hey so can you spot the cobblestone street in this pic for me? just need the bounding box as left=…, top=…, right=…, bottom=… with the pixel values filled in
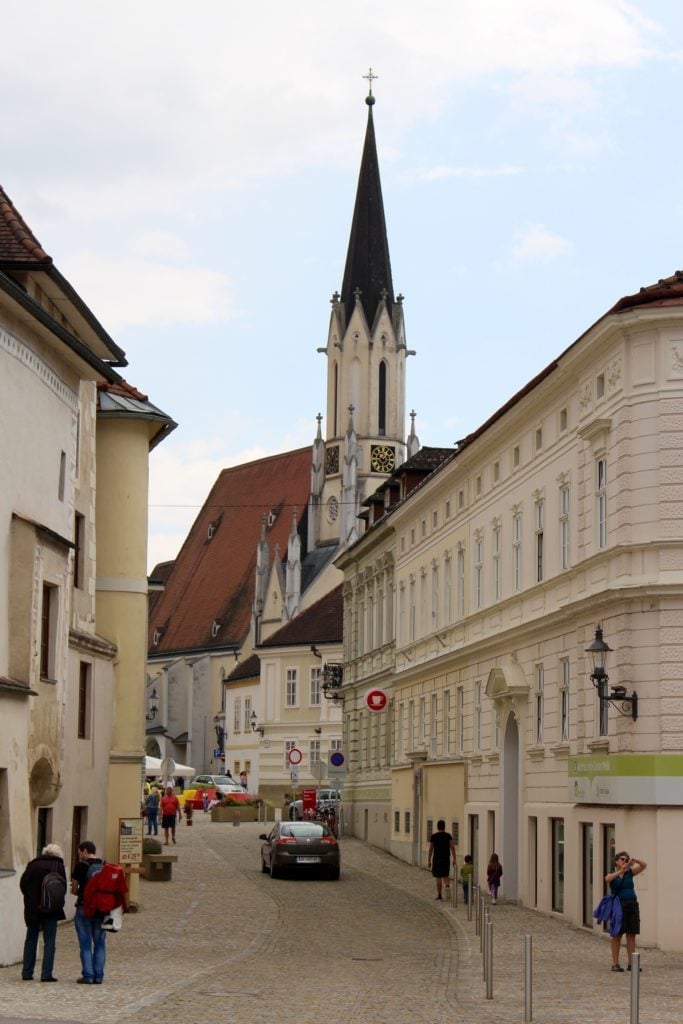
left=1, top=814, right=681, bottom=1024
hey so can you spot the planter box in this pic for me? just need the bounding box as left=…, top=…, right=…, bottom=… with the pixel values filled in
left=211, top=806, right=258, bottom=823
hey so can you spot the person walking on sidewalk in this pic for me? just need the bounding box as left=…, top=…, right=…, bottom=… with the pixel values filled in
left=605, top=851, right=647, bottom=972
left=19, top=843, right=67, bottom=982
left=160, top=786, right=180, bottom=845
left=460, top=854, right=473, bottom=905
left=428, top=820, right=456, bottom=901
left=71, top=841, right=105, bottom=985
left=487, top=853, right=503, bottom=904
left=145, top=787, right=160, bottom=835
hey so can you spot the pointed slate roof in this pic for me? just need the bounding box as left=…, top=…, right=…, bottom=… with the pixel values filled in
left=147, top=447, right=312, bottom=657
left=340, top=95, right=394, bottom=327
left=258, top=584, right=343, bottom=648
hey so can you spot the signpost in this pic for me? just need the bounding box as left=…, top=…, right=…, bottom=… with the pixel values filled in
left=118, top=817, right=143, bottom=866
left=364, top=688, right=388, bottom=712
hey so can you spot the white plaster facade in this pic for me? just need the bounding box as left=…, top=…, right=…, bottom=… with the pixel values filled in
left=337, top=291, right=683, bottom=952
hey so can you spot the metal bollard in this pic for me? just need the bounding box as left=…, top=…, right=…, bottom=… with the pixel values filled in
left=524, top=934, right=533, bottom=1022
left=474, top=885, right=481, bottom=935
left=630, top=952, right=640, bottom=1024
left=481, top=907, right=488, bottom=958
left=485, top=920, right=493, bottom=999
left=467, top=882, right=473, bottom=921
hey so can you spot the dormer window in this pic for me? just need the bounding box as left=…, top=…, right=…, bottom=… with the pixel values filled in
left=153, top=628, right=164, bottom=646
left=208, top=521, right=217, bottom=540
left=211, top=620, right=221, bottom=638
left=267, top=509, right=277, bottom=528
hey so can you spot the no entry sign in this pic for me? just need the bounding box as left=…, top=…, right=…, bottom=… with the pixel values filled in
left=288, top=747, right=303, bottom=766
left=365, top=687, right=388, bottom=712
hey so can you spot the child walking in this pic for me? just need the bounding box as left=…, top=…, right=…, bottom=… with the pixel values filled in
left=487, top=853, right=503, bottom=904
left=460, top=854, right=473, bottom=905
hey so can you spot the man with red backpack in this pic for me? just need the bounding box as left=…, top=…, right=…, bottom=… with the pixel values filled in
left=71, top=841, right=128, bottom=985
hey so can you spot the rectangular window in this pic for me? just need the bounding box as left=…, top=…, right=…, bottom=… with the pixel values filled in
left=243, top=696, right=252, bottom=732
left=430, top=693, right=438, bottom=757
left=551, top=818, right=565, bottom=913
left=456, top=686, right=464, bottom=755
left=310, top=667, right=321, bottom=706
left=535, top=427, right=543, bottom=451
left=474, top=681, right=482, bottom=750
left=445, top=500, right=451, bottom=519
left=535, top=664, right=544, bottom=744
left=474, top=536, right=483, bottom=609
left=559, top=658, right=570, bottom=742
left=419, top=696, right=426, bottom=747
left=419, top=573, right=426, bottom=637
left=559, top=407, right=568, bottom=432
left=426, top=817, right=434, bottom=840
left=513, top=445, right=520, bottom=468
left=513, top=512, right=522, bottom=592
left=40, top=583, right=58, bottom=680
left=74, top=512, right=85, bottom=590
left=377, top=588, right=384, bottom=648
left=493, top=523, right=501, bottom=601
left=409, top=579, right=416, bottom=642
left=284, top=740, right=296, bottom=771
left=443, top=689, right=451, bottom=754
left=58, top=450, right=66, bottom=502
left=286, top=668, right=298, bottom=707
left=398, top=585, right=405, bottom=646
left=394, top=810, right=400, bottom=833
left=443, top=556, right=452, bottom=624
left=385, top=701, right=393, bottom=764
left=456, top=547, right=465, bottom=619
left=234, top=698, right=241, bottom=733
left=475, top=474, right=482, bottom=496
left=458, top=489, right=465, bottom=510
left=309, top=739, right=321, bottom=766
left=597, top=457, right=607, bottom=549
left=397, top=703, right=404, bottom=761
left=535, top=500, right=544, bottom=583
left=404, top=810, right=411, bottom=835
left=432, top=510, right=438, bottom=530
left=431, top=565, right=439, bottom=631
left=37, top=808, right=52, bottom=856
left=493, top=460, right=500, bottom=484
left=77, top=662, right=91, bottom=739
left=559, top=483, right=570, bottom=570
left=596, top=372, right=605, bottom=399
left=408, top=700, right=415, bottom=752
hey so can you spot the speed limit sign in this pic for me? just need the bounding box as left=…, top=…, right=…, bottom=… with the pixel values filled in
left=288, top=747, right=303, bottom=766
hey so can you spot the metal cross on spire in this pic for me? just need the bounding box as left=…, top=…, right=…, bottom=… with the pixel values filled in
left=363, top=67, right=378, bottom=99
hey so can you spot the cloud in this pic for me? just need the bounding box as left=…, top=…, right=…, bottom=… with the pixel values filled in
left=416, top=164, right=523, bottom=183
left=61, top=252, right=235, bottom=330
left=511, top=224, right=571, bottom=265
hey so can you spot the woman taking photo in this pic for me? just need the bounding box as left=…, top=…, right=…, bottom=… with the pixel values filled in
left=604, top=851, right=647, bottom=972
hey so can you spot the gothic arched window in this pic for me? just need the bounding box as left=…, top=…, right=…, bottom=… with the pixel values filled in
left=378, top=360, right=387, bottom=436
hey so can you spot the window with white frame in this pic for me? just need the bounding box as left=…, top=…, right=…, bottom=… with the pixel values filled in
left=374, top=715, right=381, bottom=766
left=456, top=686, right=464, bottom=754
left=284, top=740, right=296, bottom=770
left=243, top=696, right=252, bottom=732
left=358, top=601, right=365, bottom=655
left=474, top=681, right=482, bottom=750
left=310, top=666, right=321, bottom=706
left=492, top=521, right=501, bottom=601
left=408, top=699, right=415, bottom=751
left=535, top=499, right=544, bottom=583
left=377, top=587, right=384, bottom=647
left=431, top=564, right=439, bottom=631
left=330, top=738, right=342, bottom=753
left=398, top=584, right=405, bottom=645
left=309, top=739, right=321, bottom=766
left=513, top=510, right=522, bottom=592
left=286, top=668, right=298, bottom=707
left=367, top=593, right=374, bottom=650
left=430, top=692, right=438, bottom=757
left=494, top=709, right=500, bottom=750
left=397, top=703, right=404, bottom=760
left=409, top=578, right=416, bottom=641
left=444, top=554, right=452, bottom=624
left=535, top=664, right=544, bottom=744
left=385, top=701, right=393, bottom=764
left=365, top=712, right=372, bottom=766
left=474, top=535, right=483, bottom=609
left=419, top=571, right=426, bottom=637
left=234, top=697, right=241, bottom=733
left=456, top=545, right=465, bottom=619
left=597, top=456, right=607, bottom=549
left=419, top=696, right=426, bottom=747
left=559, top=483, right=570, bottom=570
left=559, top=657, right=570, bottom=742
left=444, top=689, right=452, bottom=753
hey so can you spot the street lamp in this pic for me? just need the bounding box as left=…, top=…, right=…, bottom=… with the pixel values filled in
left=321, top=663, right=344, bottom=706
left=585, top=625, right=638, bottom=721
left=145, top=688, right=160, bottom=721
left=213, top=714, right=225, bottom=750
left=250, top=710, right=265, bottom=737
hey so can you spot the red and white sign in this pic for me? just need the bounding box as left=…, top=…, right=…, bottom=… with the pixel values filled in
left=302, top=788, right=317, bottom=815
left=288, top=747, right=303, bottom=766
left=365, top=687, right=389, bottom=712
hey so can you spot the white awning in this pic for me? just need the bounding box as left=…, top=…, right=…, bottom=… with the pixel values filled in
left=144, top=755, right=195, bottom=777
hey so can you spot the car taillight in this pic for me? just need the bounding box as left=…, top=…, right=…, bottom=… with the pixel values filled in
left=276, top=837, right=296, bottom=844
left=320, top=837, right=337, bottom=844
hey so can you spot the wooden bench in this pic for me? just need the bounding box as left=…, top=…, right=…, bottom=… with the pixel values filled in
left=142, top=853, right=178, bottom=882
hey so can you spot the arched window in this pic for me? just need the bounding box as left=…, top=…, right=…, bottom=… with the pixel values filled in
left=333, top=362, right=339, bottom=436
left=378, top=361, right=387, bottom=436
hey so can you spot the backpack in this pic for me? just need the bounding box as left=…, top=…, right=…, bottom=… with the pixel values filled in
left=83, top=861, right=128, bottom=919
left=39, top=870, right=67, bottom=913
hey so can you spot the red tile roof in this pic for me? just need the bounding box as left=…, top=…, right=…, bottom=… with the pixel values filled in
left=97, top=380, right=149, bottom=401
left=226, top=653, right=261, bottom=684
left=609, top=270, right=683, bottom=314
left=0, top=186, right=51, bottom=265
left=148, top=447, right=312, bottom=657
left=259, top=584, right=343, bottom=648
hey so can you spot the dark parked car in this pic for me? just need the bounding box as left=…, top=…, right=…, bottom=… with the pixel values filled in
left=260, top=821, right=340, bottom=879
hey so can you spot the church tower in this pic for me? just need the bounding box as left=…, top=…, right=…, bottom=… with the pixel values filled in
left=309, top=79, right=411, bottom=549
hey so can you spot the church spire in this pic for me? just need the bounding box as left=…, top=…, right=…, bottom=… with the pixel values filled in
left=340, top=75, right=394, bottom=328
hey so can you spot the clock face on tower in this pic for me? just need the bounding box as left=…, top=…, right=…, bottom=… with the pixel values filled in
left=370, top=444, right=395, bottom=473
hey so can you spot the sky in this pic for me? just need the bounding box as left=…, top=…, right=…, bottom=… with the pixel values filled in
left=3, top=1, right=683, bottom=570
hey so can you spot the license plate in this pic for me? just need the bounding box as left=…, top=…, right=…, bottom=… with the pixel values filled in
left=297, top=856, right=321, bottom=864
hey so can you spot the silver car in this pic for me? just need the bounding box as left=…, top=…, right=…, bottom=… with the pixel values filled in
left=260, top=821, right=341, bottom=879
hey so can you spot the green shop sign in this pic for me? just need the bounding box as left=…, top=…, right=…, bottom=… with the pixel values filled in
left=567, top=754, right=683, bottom=805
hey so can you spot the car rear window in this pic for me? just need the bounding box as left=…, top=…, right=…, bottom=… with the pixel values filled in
left=282, top=823, right=327, bottom=838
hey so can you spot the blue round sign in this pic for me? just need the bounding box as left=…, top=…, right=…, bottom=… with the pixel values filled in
left=330, top=751, right=345, bottom=767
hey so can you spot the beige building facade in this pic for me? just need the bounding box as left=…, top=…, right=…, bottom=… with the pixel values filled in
left=338, top=275, right=683, bottom=952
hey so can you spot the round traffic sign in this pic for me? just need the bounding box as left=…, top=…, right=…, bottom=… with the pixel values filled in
left=288, top=747, right=303, bottom=766
left=365, top=687, right=388, bottom=712
left=330, top=751, right=345, bottom=768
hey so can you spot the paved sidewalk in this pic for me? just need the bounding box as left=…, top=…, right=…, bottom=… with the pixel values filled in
left=0, top=815, right=680, bottom=1024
